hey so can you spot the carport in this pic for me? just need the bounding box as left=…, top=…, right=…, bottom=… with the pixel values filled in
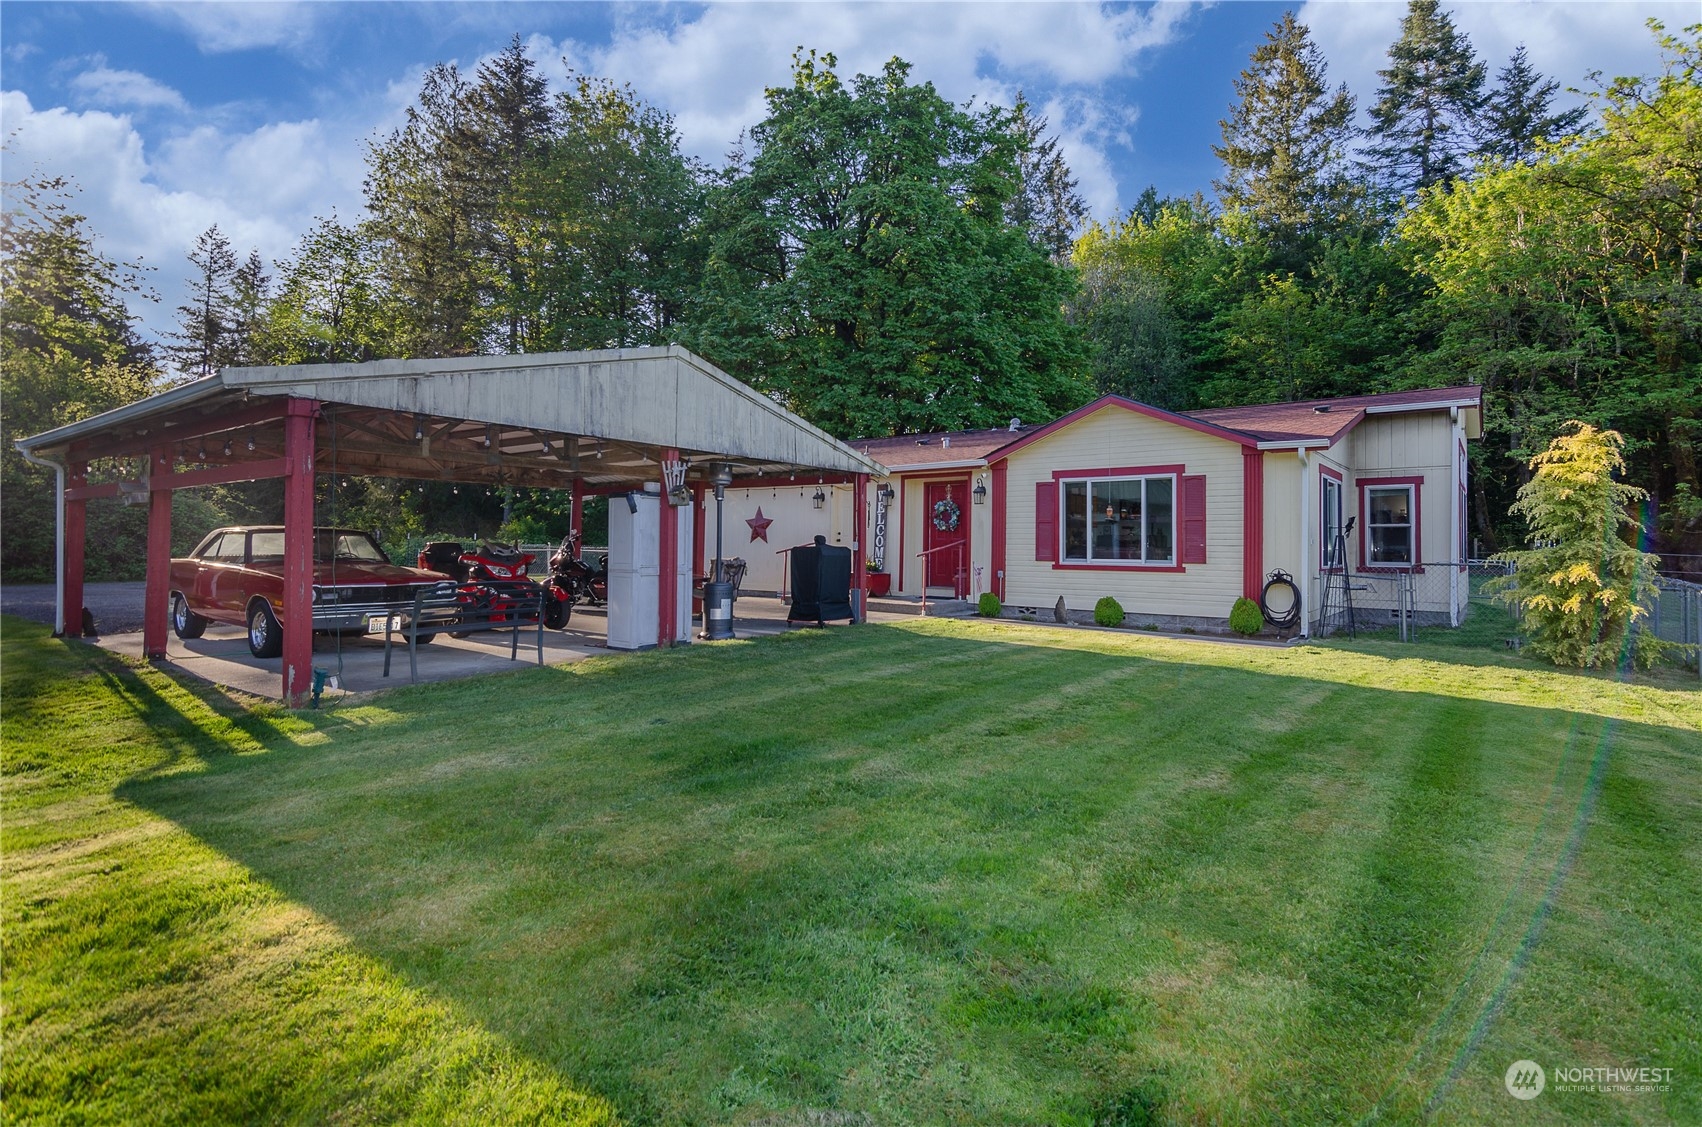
left=15, top=346, right=884, bottom=705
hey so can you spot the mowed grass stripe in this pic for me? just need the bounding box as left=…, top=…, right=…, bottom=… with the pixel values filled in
left=6, top=616, right=1700, bottom=1125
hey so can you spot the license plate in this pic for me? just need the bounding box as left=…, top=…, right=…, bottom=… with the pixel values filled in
left=366, top=615, right=401, bottom=634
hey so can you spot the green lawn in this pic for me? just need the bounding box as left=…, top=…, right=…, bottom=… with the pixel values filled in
left=4, top=616, right=1698, bottom=1125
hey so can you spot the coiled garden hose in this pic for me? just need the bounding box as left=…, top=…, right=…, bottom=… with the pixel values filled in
left=1261, top=569, right=1302, bottom=630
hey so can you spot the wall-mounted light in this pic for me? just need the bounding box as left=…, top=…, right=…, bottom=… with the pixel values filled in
left=222, top=440, right=232, bottom=457
left=246, top=432, right=256, bottom=452
left=878, top=484, right=895, bottom=501
left=973, top=477, right=988, bottom=505
left=812, top=487, right=827, bottom=509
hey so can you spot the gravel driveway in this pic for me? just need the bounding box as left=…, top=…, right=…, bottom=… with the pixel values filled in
left=2, top=582, right=147, bottom=635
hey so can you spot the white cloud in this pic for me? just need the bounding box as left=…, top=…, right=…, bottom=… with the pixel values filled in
left=0, top=90, right=368, bottom=343
left=1299, top=0, right=1691, bottom=127
left=70, top=57, right=188, bottom=111
left=538, top=2, right=1200, bottom=216
left=141, top=1, right=325, bottom=54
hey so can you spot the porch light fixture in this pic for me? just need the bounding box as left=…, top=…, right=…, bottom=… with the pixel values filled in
left=878, top=484, right=895, bottom=501
left=973, top=478, right=988, bottom=505
left=812, top=487, right=827, bottom=509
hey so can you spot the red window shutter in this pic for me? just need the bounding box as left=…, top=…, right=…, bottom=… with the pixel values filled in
left=1181, top=474, right=1207, bottom=564
left=1034, top=482, right=1057, bottom=562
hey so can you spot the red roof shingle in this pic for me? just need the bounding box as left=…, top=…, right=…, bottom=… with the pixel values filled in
left=1185, top=384, right=1481, bottom=444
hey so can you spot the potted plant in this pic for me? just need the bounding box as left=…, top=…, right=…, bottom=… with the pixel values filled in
left=865, top=561, right=892, bottom=597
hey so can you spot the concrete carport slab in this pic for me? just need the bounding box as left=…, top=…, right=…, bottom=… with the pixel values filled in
left=15, top=347, right=887, bottom=705
left=90, top=597, right=918, bottom=704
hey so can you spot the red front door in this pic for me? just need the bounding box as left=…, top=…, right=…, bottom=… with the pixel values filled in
left=923, top=480, right=969, bottom=593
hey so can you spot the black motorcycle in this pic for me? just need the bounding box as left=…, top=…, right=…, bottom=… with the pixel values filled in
left=542, top=531, right=608, bottom=629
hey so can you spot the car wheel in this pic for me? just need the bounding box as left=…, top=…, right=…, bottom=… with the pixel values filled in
left=247, top=601, right=284, bottom=659
left=171, top=593, right=208, bottom=639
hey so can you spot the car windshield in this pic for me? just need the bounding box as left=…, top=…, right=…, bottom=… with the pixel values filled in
left=314, top=531, right=388, bottom=562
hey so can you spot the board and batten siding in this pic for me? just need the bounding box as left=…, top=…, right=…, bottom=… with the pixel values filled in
left=1346, top=412, right=1458, bottom=615
left=999, top=405, right=1246, bottom=618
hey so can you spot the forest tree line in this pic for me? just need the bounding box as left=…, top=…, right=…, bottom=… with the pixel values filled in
left=3, top=3, right=1697, bottom=581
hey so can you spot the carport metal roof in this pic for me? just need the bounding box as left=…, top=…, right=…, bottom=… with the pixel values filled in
left=16, top=345, right=885, bottom=487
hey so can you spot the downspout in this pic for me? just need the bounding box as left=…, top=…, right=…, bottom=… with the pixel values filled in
left=17, top=446, right=67, bottom=636
left=1450, top=406, right=1463, bottom=626
left=1297, top=447, right=1310, bottom=639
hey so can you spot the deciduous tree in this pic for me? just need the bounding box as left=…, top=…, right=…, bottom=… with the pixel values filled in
left=685, top=52, right=1088, bottom=437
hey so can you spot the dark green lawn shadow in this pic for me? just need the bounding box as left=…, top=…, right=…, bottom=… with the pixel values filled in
left=1, top=618, right=313, bottom=781
left=111, top=623, right=1702, bottom=1124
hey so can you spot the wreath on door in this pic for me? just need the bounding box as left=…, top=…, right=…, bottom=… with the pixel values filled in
left=931, top=497, right=961, bottom=532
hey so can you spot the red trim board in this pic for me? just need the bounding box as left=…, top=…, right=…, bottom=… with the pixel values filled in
left=1357, top=474, right=1424, bottom=571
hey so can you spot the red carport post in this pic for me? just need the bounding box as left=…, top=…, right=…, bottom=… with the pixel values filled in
left=853, top=473, right=868, bottom=623
left=570, top=488, right=584, bottom=557
left=143, top=445, right=172, bottom=658
left=63, top=462, right=88, bottom=637
left=657, top=447, right=679, bottom=648
left=281, top=398, right=317, bottom=706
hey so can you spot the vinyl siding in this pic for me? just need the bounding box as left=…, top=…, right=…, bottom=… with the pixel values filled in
left=999, top=406, right=1245, bottom=618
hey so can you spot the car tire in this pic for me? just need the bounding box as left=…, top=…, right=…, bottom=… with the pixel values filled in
left=247, top=600, right=284, bottom=659
left=171, top=593, right=208, bottom=639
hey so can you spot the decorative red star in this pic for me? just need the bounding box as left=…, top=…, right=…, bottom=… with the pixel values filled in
left=746, top=507, right=773, bottom=542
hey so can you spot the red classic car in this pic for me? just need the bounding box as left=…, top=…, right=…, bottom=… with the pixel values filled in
left=169, top=526, right=452, bottom=658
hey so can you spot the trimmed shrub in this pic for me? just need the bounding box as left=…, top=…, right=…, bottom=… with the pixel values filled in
left=1093, top=596, right=1124, bottom=627
left=977, top=592, right=1002, bottom=617
left=1230, top=596, right=1263, bottom=635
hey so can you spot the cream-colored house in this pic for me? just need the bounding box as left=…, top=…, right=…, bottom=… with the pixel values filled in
left=851, top=385, right=1484, bottom=635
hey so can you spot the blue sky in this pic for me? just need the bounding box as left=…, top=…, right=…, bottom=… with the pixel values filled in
left=1, top=1, right=1687, bottom=347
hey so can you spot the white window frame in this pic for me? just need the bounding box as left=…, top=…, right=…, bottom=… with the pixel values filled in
left=1060, top=474, right=1177, bottom=566
left=1365, top=484, right=1416, bottom=566
left=1321, top=476, right=1344, bottom=568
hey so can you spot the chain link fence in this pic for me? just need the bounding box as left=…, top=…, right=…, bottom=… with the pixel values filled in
left=1316, top=558, right=1701, bottom=677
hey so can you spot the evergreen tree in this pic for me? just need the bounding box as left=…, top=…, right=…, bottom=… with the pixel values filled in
left=364, top=62, right=487, bottom=357
left=1212, top=12, right=1357, bottom=252
left=1476, top=45, right=1589, bottom=164
left=466, top=35, right=556, bottom=351
left=1364, top=0, right=1487, bottom=196
left=1, top=171, right=160, bottom=582
left=227, top=250, right=270, bottom=366
left=165, top=225, right=239, bottom=379
left=503, top=74, right=704, bottom=350
left=1004, top=95, right=1088, bottom=261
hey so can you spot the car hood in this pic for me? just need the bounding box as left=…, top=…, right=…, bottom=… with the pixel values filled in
left=301, top=561, right=448, bottom=586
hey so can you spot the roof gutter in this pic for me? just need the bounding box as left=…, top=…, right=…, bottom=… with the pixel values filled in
left=1362, top=397, right=1481, bottom=415
left=13, top=373, right=231, bottom=455
left=879, top=458, right=989, bottom=473
left=16, top=446, right=66, bottom=636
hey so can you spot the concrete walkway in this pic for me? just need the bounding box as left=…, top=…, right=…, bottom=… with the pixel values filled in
left=65, top=596, right=910, bottom=704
